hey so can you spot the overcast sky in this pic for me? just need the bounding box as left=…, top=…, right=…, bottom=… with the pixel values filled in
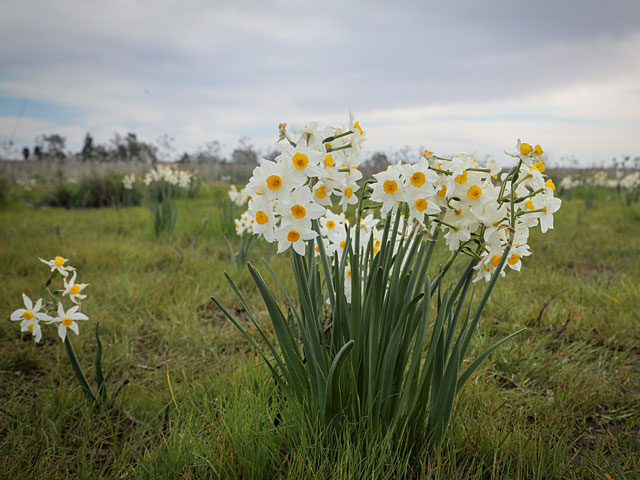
left=1, top=0, right=639, bottom=165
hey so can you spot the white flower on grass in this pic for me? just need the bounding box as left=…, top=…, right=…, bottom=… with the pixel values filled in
left=11, top=294, right=51, bottom=343
left=11, top=294, right=51, bottom=324
left=62, top=272, right=89, bottom=304
left=39, top=256, right=76, bottom=277
left=52, top=303, right=89, bottom=342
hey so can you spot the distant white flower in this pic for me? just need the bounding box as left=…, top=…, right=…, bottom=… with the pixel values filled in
left=40, top=256, right=76, bottom=277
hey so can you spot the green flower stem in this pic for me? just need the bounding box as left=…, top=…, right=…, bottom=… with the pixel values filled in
left=64, top=336, right=98, bottom=404
left=326, top=144, right=352, bottom=153
left=322, top=130, right=353, bottom=143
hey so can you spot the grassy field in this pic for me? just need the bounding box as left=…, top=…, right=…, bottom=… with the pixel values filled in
left=1, top=183, right=639, bottom=479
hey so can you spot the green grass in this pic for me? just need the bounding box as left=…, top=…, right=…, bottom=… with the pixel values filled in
left=1, top=185, right=639, bottom=479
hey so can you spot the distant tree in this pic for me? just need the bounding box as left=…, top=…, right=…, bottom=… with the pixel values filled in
left=194, top=140, right=224, bottom=164
left=156, top=134, right=176, bottom=163
left=40, top=134, right=66, bottom=159
left=178, top=152, right=191, bottom=164
left=365, top=151, right=389, bottom=170
left=263, top=148, right=279, bottom=162
left=34, top=145, right=43, bottom=161
left=22, top=147, right=29, bottom=162
left=231, top=136, right=258, bottom=166
left=81, top=133, right=94, bottom=161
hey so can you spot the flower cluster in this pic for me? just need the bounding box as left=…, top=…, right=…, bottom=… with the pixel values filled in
left=242, top=112, right=365, bottom=255
left=10, top=257, right=90, bottom=343
left=122, top=173, right=136, bottom=190
left=234, top=211, right=255, bottom=235
left=238, top=114, right=561, bottom=286
left=228, top=185, right=249, bottom=206
left=370, top=139, right=561, bottom=282
left=142, top=164, right=195, bottom=188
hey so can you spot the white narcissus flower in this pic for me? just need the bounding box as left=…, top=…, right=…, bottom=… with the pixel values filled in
left=11, top=294, right=51, bottom=343
left=275, top=186, right=326, bottom=228
left=52, top=303, right=89, bottom=342
left=536, top=189, right=562, bottom=233
left=39, top=256, right=76, bottom=277
left=371, top=167, right=404, bottom=213
left=62, top=271, right=89, bottom=304
left=11, top=293, right=52, bottom=324
left=21, top=318, right=43, bottom=343
left=276, top=223, right=317, bottom=256
left=248, top=197, right=278, bottom=243
left=279, top=143, right=323, bottom=184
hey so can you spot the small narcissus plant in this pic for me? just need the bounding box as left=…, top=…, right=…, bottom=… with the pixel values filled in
left=9, top=257, right=107, bottom=406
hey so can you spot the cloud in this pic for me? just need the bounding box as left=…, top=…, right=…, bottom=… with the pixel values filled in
left=1, top=0, right=639, bottom=163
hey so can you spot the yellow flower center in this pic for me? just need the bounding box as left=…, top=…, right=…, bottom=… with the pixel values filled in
left=256, top=211, right=269, bottom=225
left=345, top=187, right=354, bottom=198
left=340, top=240, right=346, bottom=249
left=315, top=185, right=327, bottom=199
left=54, top=256, right=65, bottom=267
left=70, top=285, right=81, bottom=295
left=545, top=179, right=555, bottom=190
left=415, top=198, right=428, bottom=212
left=535, top=161, right=545, bottom=173
left=454, top=171, right=468, bottom=184
left=454, top=209, right=462, bottom=217
left=27, top=323, right=34, bottom=332
left=410, top=171, right=426, bottom=188
left=291, top=204, right=307, bottom=219
left=324, top=154, right=334, bottom=168
left=292, top=152, right=309, bottom=170
left=508, top=254, right=520, bottom=265
left=383, top=180, right=398, bottom=194
left=520, top=142, right=533, bottom=155
left=353, top=121, right=363, bottom=135
left=24, top=311, right=34, bottom=321
left=347, top=269, right=351, bottom=278
left=326, top=220, right=336, bottom=230
left=467, top=185, right=482, bottom=200
left=266, top=175, right=282, bottom=191
left=437, top=185, right=447, bottom=198
left=526, top=199, right=535, bottom=210
left=62, top=317, right=73, bottom=327
left=423, top=149, right=433, bottom=156
left=491, top=255, right=502, bottom=268
left=534, top=144, right=543, bottom=156
left=287, top=230, right=300, bottom=242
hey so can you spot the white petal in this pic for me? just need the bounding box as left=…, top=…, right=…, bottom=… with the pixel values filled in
left=71, top=312, right=89, bottom=321
left=68, top=305, right=79, bottom=315
left=69, top=322, right=79, bottom=336
left=58, top=324, right=67, bottom=342
left=36, top=312, right=53, bottom=322
left=22, top=293, right=33, bottom=311
left=57, top=302, right=65, bottom=317
left=11, top=309, right=26, bottom=321
left=33, top=298, right=43, bottom=312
